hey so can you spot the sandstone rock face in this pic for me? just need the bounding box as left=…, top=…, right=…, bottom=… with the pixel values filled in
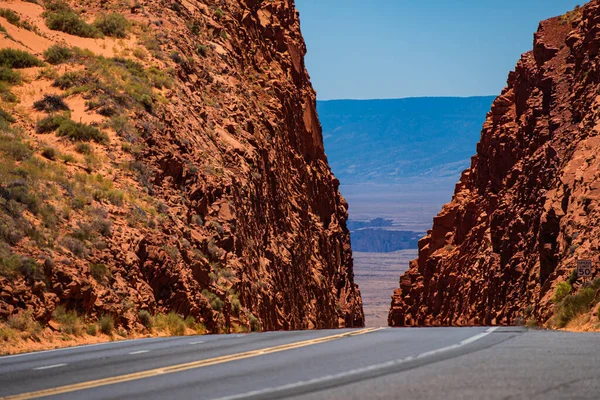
left=389, top=3, right=599, bottom=327
left=0, top=0, right=363, bottom=333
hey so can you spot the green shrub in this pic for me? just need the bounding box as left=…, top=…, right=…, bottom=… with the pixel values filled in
left=56, top=120, right=108, bottom=144
left=75, top=142, right=91, bottom=155
left=249, top=313, right=261, bottom=332
left=202, top=289, right=224, bottom=312
left=59, top=153, right=76, bottom=163
left=0, top=49, right=43, bottom=68
left=41, top=147, right=57, bottom=160
left=138, top=310, right=152, bottom=329
left=0, top=9, right=21, bottom=26
left=43, top=0, right=71, bottom=12
left=33, top=94, right=69, bottom=112
left=230, top=293, right=241, bottom=315
left=36, top=114, right=69, bottom=133
left=0, top=85, right=17, bottom=103
left=45, top=9, right=101, bottom=38
left=99, top=314, right=114, bottom=334
left=568, top=269, right=578, bottom=285
left=43, top=44, right=73, bottom=65
left=60, top=236, right=87, bottom=257
left=53, top=71, right=91, bottom=90
left=53, top=306, right=83, bottom=335
left=106, top=189, right=124, bottom=206
left=196, top=44, right=207, bottom=57
left=0, top=107, right=15, bottom=123
left=90, top=263, right=110, bottom=282
left=87, top=324, right=97, bottom=336
left=0, top=67, right=21, bottom=84
left=18, top=257, right=44, bottom=280
left=155, top=312, right=185, bottom=336
left=1, top=184, right=40, bottom=213
left=7, top=311, right=41, bottom=337
left=0, top=250, right=22, bottom=278
left=552, top=282, right=572, bottom=304
left=93, top=13, right=129, bottom=38
left=553, top=288, right=597, bottom=328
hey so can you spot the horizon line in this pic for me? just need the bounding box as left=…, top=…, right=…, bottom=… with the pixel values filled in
left=317, top=95, right=498, bottom=102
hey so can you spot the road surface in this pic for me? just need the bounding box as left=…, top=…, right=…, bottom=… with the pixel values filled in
left=1, top=326, right=599, bottom=399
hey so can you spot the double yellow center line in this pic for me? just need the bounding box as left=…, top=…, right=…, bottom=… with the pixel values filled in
left=3, top=327, right=383, bottom=400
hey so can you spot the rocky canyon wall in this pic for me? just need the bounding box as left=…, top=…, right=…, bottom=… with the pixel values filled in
left=0, top=0, right=363, bottom=336
left=389, top=2, right=600, bottom=327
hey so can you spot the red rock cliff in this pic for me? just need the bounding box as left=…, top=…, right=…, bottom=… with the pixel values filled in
left=0, top=0, right=363, bottom=336
left=389, top=3, right=600, bottom=326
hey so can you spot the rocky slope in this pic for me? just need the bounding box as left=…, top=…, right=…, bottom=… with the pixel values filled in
left=0, top=0, right=363, bottom=347
left=389, top=3, right=600, bottom=327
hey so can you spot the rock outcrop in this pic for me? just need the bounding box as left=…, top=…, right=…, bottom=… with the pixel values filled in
left=389, top=3, right=600, bottom=326
left=0, top=0, right=363, bottom=337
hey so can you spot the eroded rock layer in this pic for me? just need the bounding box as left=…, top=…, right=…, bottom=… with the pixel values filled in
left=389, top=3, right=600, bottom=326
left=0, top=0, right=363, bottom=335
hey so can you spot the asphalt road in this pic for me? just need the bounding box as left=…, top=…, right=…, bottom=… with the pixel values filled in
left=0, top=326, right=599, bottom=399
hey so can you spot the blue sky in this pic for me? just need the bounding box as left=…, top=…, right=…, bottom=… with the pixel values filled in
left=295, top=0, right=582, bottom=100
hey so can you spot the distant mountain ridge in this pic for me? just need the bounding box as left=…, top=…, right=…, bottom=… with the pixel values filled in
left=318, top=96, right=496, bottom=184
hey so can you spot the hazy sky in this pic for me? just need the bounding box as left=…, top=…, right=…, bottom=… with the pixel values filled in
left=295, top=0, right=582, bottom=100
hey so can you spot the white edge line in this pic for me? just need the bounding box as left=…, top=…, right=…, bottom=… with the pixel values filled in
left=0, top=337, right=178, bottom=360
left=212, top=327, right=500, bottom=400
left=33, top=363, right=67, bottom=371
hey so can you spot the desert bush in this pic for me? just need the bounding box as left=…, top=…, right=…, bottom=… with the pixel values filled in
left=568, top=269, right=579, bottom=285
left=0, top=9, right=20, bottom=26
left=138, top=310, right=152, bottom=329
left=99, top=314, right=114, bottom=334
left=248, top=313, right=261, bottom=332
left=230, top=293, right=241, bottom=315
left=90, top=263, right=110, bottom=282
left=155, top=312, right=185, bottom=336
left=91, top=218, right=112, bottom=237
left=56, top=120, right=108, bottom=144
left=7, top=311, right=41, bottom=339
left=106, top=189, right=124, bottom=206
left=53, top=71, right=92, bottom=90
left=86, top=324, right=97, bottom=336
left=18, top=256, right=44, bottom=280
left=33, top=94, right=69, bottom=112
left=43, top=44, right=73, bottom=65
left=202, top=289, right=224, bottom=312
left=36, top=114, right=69, bottom=133
left=1, top=184, right=40, bottom=213
left=0, top=247, right=19, bottom=278
left=44, top=8, right=101, bottom=38
left=41, top=147, right=57, bottom=160
left=60, top=236, right=87, bottom=257
left=60, top=153, right=76, bottom=164
left=553, top=281, right=572, bottom=304
left=0, top=49, right=43, bottom=68
left=132, top=47, right=146, bottom=60
left=196, top=44, right=208, bottom=57
left=93, top=13, right=129, bottom=38
left=146, top=67, right=172, bottom=89
left=553, top=287, right=597, bottom=328
left=0, top=67, right=21, bottom=84
left=37, top=67, right=58, bottom=80
left=75, top=142, right=91, bottom=155
left=53, top=305, right=83, bottom=335
left=0, top=107, right=15, bottom=123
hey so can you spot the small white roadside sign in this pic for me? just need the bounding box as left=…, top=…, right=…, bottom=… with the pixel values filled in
left=577, top=259, right=593, bottom=278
